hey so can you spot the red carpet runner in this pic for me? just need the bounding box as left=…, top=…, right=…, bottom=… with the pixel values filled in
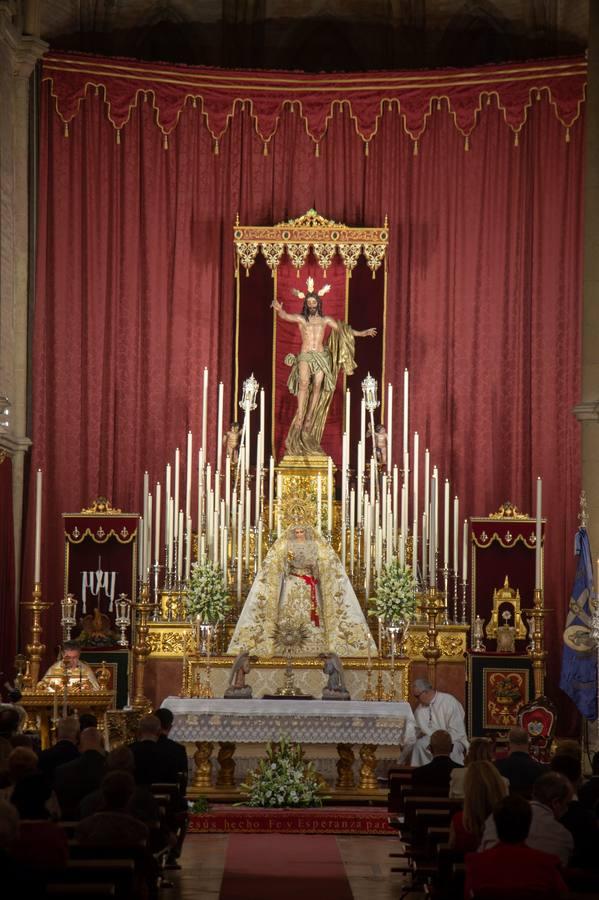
left=219, top=834, right=353, bottom=900
left=189, top=804, right=393, bottom=834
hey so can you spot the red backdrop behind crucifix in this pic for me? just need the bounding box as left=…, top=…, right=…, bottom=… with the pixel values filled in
left=236, top=249, right=385, bottom=466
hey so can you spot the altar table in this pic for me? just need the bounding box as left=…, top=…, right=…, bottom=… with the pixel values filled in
left=162, top=697, right=416, bottom=792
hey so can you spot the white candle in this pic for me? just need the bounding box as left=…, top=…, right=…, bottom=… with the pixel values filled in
left=268, top=457, right=274, bottom=533
left=146, top=493, right=152, bottom=579
left=246, top=404, right=251, bottom=475
left=364, top=497, right=371, bottom=599
left=462, top=518, right=468, bottom=581
left=214, top=469, right=221, bottom=523
left=535, top=476, right=542, bottom=590
left=225, top=454, right=231, bottom=527
left=413, top=432, right=419, bottom=546
left=400, top=484, right=406, bottom=566
left=216, top=382, right=224, bottom=467
left=167, top=498, right=174, bottom=570
left=259, top=389, right=265, bottom=465
left=236, top=494, right=243, bottom=601
left=317, top=473, right=322, bottom=534
left=360, top=399, right=366, bottom=460
left=185, top=431, right=193, bottom=523
left=433, top=467, right=439, bottom=564
left=177, top=510, right=184, bottom=579
left=453, top=496, right=459, bottom=573
left=350, top=488, right=355, bottom=575
left=154, top=482, right=161, bottom=563
left=231, top=489, right=237, bottom=558
left=402, top=368, right=409, bottom=454
left=424, top=449, right=430, bottom=543
left=257, top=518, right=263, bottom=570
left=277, top=472, right=282, bottom=538
left=369, top=456, right=376, bottom=507
left=34, top=468, right=42, bottom=583
left=327, top=457, right=333, bottom=534
left=255, top=431, right=262, bottom=525
left=205, top=463, right=212, bottom=546
left=165, top=463, right=171, bottom=545
left=387, top=382, right=393, bottom=471
left=138, top=515, right=144, bottom=578
left=197, top=448, right=204, bottom=541
left=357, top=440, right=363, bottom=507
left=222, top=524, right=228, bottom=577
left=142, top=472, right=149, bottom=567
left=444, top=478, right=450, bottom=568
left=212, top=502, right=219, bottom=566
left=393, top=464, right=399, bottom=547
left=174, top=448, right=180, bottom=542
left=245, top=487, right=251, bottom=569
left=422, top=511, right=427, bottom=580
left=345, top=388, right=351, bottom=450
left=201, top=367, right=208, bottom=455
left=185, top=515, right=192, bottom=580
left=429, top=473, right=437, bottom=584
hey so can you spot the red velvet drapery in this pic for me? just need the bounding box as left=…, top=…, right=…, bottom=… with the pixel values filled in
left=29, top=53, right=583, bottom=724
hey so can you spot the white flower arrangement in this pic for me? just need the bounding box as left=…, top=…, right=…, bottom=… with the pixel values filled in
left=186, top=561, right=230, bottom=624
left=239, top=736, right=325, bottom=808
left=371, top=559, right=418, bottom=625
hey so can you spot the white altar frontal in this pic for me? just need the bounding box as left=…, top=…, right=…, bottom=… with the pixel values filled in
left=162, top=697, right=416, bottom=796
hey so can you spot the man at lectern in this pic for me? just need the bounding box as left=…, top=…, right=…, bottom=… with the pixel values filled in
left=39, top=641, right=100, bottom=691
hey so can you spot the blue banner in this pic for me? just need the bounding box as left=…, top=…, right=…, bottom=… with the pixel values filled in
left=559, top=527, right=597, bottom=721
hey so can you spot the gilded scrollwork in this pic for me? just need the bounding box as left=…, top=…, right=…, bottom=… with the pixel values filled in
left=236, top=241, right=260, bottom=273
left=286, top=242, right=310, bottom=271
left=261, top=241, right=285, bottom=272
left=363, top=242, right=386, bottom=274
left=337, top=242, right=362, bottom=271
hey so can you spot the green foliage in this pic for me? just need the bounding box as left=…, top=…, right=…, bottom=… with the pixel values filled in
left=239, top=736, right=325, bottom=808
left=190, top=796, right=210, bottom=814
left=371, top=559, right=417, bottom=625
left=186, top=561, right=230, bottom=624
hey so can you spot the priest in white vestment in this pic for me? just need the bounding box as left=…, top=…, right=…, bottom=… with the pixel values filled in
left=400, top=677, right=469, bottom=766
left=227, top=524, right=376, bottom=658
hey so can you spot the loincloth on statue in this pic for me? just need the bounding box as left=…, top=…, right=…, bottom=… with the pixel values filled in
left=284, top=349, right=336, bottom=395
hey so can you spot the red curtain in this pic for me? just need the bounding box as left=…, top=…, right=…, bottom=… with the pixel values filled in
left=29, top=59, right=583, bottom=726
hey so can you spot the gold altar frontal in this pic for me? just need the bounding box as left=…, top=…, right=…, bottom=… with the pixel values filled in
left=20, top=688, right=114, bottom=749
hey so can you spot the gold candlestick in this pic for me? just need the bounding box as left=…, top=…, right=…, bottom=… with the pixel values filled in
left=132, top=582, right=153, bottom=709
left=419, top=588, right=443, bottom=686
left=21, top=582, right=51, bottom=687
left=524, top=588, right=548, bottom=697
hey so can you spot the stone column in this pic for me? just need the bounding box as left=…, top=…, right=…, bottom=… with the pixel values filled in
left=0, top=1, right=47, bottom=641
left=575, top=6, right=599, bottom=543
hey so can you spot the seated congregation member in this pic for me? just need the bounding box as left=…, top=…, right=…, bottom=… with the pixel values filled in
left=78, top=712, right=98, bottom=734
left=53, top=726, right=106, bottom=819
left=0, top=707, right=20, bottom=744
left=449, top=736, right=507, bottom=799
left=449, top=760, right=508, bottom=853
left=400, top=679, right=469, bottom=766
left=481, top=771, right=574, bottom=866
left=465, top=794, right=567, bottom=899
left=411, top=730, right=462, bottom=791
left=550, top=753, right=598, bottom=868
left=76, top=770, right=149, bottom=847
left=0, top=799, right=20, bottom=890
left=579, top=751, right=599, bottom=813
left=3, top=747, right=60, bottom=817
left=80, top=746, right=160, bottom=824
left=153, top=707, right=188, bottom=791
left=10, top=773, right=69, bottom=869
left=130, top=714, right=184, bottom=786
left=38, top=716, right=79, bottom=781
left=494, top=725, right=547, bottom=795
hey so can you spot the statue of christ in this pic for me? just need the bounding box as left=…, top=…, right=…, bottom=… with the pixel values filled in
left=272, top=277, right=376, bottom=456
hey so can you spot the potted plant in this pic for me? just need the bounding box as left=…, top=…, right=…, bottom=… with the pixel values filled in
left=239, top=736, right=325, bottom=808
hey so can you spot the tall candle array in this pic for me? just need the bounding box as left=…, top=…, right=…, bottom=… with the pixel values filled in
left=137, top=367, right=470, bottom=624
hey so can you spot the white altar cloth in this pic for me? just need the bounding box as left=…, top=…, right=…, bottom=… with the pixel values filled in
left=162, top=697, right=417, bottom=747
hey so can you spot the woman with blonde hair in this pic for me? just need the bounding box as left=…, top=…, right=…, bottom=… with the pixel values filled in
left=449, top=760, right=508, bottom=853
left=449, top=736, right=494, bottom=798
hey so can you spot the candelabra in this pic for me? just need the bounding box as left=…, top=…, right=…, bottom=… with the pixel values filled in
left=21, top=582, right=51, bottom=687
left=460, top=577, right=468, bottom=624
left=472, top=615, right=486, bottom=652
left=60, top=593, right=78, bottom=641
left=115, top=593, right=131, bottom=647
left=524, top=588, right=548, bottom=698
left=194, top=621, right=216, bottom=698
left=419, top=588, right=444, bottom=685
left=132, top=581, right=153, bottom=708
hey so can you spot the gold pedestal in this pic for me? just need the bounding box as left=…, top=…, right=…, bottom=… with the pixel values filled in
left=216, top=742, right=236, bottom=787
left=336, top=743, right=356, bottom=789
left=358, top=743, right=378, bottom=790
left=193, top=741, right=214, bottom=790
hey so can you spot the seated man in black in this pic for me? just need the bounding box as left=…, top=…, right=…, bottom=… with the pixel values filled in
left=153, top=708, right=188, bottom=793
left=411, top=729, right=462, bottom=792
left=495, top=726, right=547, bottom=796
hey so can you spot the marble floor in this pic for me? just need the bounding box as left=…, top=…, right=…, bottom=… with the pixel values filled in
left=169, top=833, right=419, bottom=899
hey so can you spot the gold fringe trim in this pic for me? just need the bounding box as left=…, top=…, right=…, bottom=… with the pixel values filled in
left=163, top=133, right=168, bottom=149
left=513, top=131, right=519, bottom=147
left=214, top=139, right=219, bottom=155
left=116, top=129, right=120, bottom=144
left=464, top=134, right=469, bottom=151
left=413, top=139, right=418, bottom=156
left=64, top=122, right=69, bottom=137
left=566, top=127, right=571, bottom=142
left=364, top=141, right=369, bottom=157
left=315, top=142, right=320, bottom=157
left=263, top=142, right=268, bottom=156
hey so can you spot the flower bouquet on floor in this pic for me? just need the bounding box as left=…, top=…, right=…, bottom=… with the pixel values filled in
left=239, top=736, right=326, bottom=808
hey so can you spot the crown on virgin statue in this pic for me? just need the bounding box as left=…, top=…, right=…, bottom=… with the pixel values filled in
left=291, top=276, right=331, bottom=301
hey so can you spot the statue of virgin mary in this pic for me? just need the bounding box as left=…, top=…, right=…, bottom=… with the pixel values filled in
left=227, top=524, right=376, bottom=658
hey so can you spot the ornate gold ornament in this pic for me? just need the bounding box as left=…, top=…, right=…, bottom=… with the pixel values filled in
left=486, top=576, right=527, bottom=639
left=234, top=208, right=388, bottom=277
left=488, top=501, right=529, bottom=520
left=80, top=497, right=122, bottom=514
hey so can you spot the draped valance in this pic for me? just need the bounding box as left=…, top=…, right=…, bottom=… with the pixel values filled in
left=42, top=52, right=586, bottom=153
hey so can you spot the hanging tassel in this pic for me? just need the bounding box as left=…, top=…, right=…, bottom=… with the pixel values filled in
left=437, top=98, right=441, bottom=110
left=163, top=133, right=168, bottom=150
left=536, top=90, right=541, bottom=101
left=64, top=122, right=69, bottom=138
left=143, top=93, right=147, bottom=103
left=214, top=139, right=219, bottom=155
left=95, top=85, right=99, bottom=96
left=565, top=127, right=571, bottom=143
left=364, top=141, right=369, bottom=157
left=464, top=134, right=470, bottom=152
left=513, top=132, right=519, bottom=147
left=413, top=139, right=418, bottom=157
left=263, top=142, right=268, bottom=156
left=116, top=129, right=121, bottom=145
left=192, top=97, right=197, bottom=108
left=486, top=95, right=491, bottom=106
left=315, top=142, right=320, bottom=158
